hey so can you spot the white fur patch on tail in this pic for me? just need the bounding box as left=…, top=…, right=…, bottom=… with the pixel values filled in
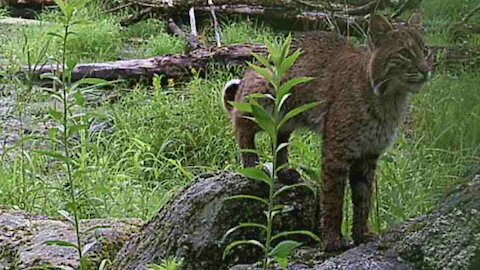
left=222, top=79, right=241, bottom=112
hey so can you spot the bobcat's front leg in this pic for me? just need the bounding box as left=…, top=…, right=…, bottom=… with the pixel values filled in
left=234, top=117, right=259, bottom=168
left=321, top=150, right=349, bottom=252
left=349, top=156, right=378, bottom=245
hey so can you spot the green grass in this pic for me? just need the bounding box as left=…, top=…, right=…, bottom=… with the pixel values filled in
left=0, top=0, right=479, bottom=231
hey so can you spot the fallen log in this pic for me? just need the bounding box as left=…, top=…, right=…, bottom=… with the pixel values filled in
left=20, top=44, right=266, bottom=82
left=14, top=43, right=479, bottom=84
left=1, top=0, right=54, bottom=18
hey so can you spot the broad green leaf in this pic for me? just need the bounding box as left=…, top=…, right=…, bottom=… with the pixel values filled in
left=265, top=209, right=283, bottom=221
left=280, top=34, right=292, bottom=63
left=247, top=63, right=274, bottom=86
left=268, top=240, right=302, bottom=259
left=223, top=240, right=265, bottom=259
left=278, top=102, right=320, bottom=129
left=72, top=91, right=85, bottom=107
left=224, top=195, right=268, bottom=207
left=273, top=183, right=315, bottom=199
left=222, top=222, right=267, bottom=242
left=248, top=93, right=275, bottom=101
left=66, top=58, right=77, bottom=72
left=44, top=240, right=78, bottom=249
left=48, top=109, right=63, bottom=121
left=229, top=101, right=252, bottom=113
left=279, top=50, right=302, bottom=77
left=277, top=93, right=291, bottom=111
left=272, top=230, right=321, bottom=242
left=278, top=77, right=314, bottom=100
left=239, top=167, right=272, bottom=186
left=80, top=257, right=89, bottom=270
left=64, top=5, right=75, bottom=21
left=53, top=0, right=67, bottom=17
left=275, top=257, right=289, bottom=270
left=67, top=124, right=87, bottom=137
left=251, top=103, right=275, bottom=139
left=264, top=38, right=279, bottom=65
left=251, top=52, right=271, bottom=68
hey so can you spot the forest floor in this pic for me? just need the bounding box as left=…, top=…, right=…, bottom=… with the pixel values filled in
left=0, top=0, right=479, bottom=239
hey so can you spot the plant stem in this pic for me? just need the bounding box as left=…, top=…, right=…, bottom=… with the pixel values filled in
left=61, top=22, right=83, bottom=261
left=263, top=78, right=281, bottom=270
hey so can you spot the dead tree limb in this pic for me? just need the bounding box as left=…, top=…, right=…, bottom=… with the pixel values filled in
left=20, top=44, right=266, bottom=82
left=121, top=0, right=400, bottom=33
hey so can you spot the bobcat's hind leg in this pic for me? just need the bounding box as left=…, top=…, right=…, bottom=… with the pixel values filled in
left=349, top=157, right=378, bottom=245
left=234, top=116, right=259, bottom=168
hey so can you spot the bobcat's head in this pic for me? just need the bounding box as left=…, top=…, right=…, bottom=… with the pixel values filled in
left=367, top=12, right=431, bottom=96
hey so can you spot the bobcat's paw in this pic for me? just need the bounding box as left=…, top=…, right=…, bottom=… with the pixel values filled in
left=353, top=231, right=378, bottom=245
left=278, top=168, right=301, bottom=184
left=323, top=238, right=352, bottom=253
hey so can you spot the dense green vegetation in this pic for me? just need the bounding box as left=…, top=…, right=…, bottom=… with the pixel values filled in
left=0, top=0, right=478, bottom=240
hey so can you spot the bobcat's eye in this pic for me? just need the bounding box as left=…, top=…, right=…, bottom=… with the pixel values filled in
left=398, top=49, right=413, bottom=62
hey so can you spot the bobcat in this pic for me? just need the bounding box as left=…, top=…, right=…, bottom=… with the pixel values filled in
left=222, top=14, right=431, bottom=251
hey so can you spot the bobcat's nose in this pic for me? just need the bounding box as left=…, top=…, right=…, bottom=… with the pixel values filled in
left=417, top=61, right=432, bottom=80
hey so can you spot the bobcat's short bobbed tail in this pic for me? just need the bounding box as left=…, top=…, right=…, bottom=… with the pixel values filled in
left=222, top=79, right=241, bottom=113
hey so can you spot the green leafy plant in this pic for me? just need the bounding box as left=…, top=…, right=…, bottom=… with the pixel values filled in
left=223, top=35, right=321, bottom=269
left=36, top=0, right=111, bottom=268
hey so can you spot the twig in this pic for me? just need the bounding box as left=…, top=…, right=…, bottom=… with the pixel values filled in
left=103, top=2, right=134, bottom=14
left=209, top=0, right=222, bottom=47
left=188, top=7, right=200, bottom=50
left=189, top=7, right=198, bottom=37
left=120, top=7, right=153, bottom=26
left=293, top=0, right=326, bottom=10
left=167, top=18, right=187, bottom=39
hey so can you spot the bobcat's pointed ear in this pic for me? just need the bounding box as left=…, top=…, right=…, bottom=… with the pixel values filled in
left=368, top=14, right=393, bottom=46
left=408, top=10, right=422, bottom=29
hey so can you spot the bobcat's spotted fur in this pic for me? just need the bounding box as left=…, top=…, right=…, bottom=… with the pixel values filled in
left=222, top=14, right=431, bottom=251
